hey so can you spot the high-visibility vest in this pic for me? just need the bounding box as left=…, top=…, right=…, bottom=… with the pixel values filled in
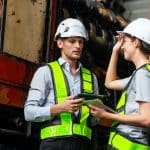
left=40, top=61, right=94, bottom=140
left=111, top=91, right=127, bottom=127
left=109, top=64, right=150, bottom=150
left=108, top=131, right=150, bottom=150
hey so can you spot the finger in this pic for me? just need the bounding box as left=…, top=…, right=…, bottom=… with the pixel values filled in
left=89, top=104, right=97, bottom=109
left=73, top=106, right=80, bottom=111
left=73, top=102, right=82, bottom=107
left=67, top=96, right=74, bottom=100
left=74, top=98, right=84, bottom=103
left=69, top=107, right=74, bottom=113
left=90, top=110, right=96, bottom=116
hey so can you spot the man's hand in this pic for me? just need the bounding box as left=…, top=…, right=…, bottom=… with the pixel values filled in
left=61, top=96, right=84, bottom=113
left=50, top=96, right=84, bottom=115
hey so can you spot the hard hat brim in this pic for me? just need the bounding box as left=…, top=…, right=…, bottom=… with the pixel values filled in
left=116, top=31, right=126, bottom=34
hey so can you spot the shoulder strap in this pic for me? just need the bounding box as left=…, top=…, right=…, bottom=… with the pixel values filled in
left=125, top=64, right=148, bottom=90
left=146, top=64, right=150, bottom=72
left=48, top=61, right=70, bottom=101
left=80, top=67, right=94, bottom=94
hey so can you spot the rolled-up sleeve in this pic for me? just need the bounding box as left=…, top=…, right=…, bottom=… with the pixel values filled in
left=24, top=66, right=53, bottom=122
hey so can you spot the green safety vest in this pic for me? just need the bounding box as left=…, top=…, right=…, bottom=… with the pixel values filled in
left=40, top=61, right=94, bottom=140
left=109, top=64, right=150, bottom=150
left=108, top=132, right=150, bottom=150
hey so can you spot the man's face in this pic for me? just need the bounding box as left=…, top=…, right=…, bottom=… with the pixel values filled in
left=57, top=37, right=84, bottom=61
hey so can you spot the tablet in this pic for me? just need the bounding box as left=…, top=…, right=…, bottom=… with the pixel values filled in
left=74, top=93, right=117, bottom=114
left=74, top=93, right=105, bottom=100
left=83, top=99, right=117, bottom=114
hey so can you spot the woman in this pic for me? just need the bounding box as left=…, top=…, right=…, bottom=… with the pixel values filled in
left=89, top=18, right=150, bottom=150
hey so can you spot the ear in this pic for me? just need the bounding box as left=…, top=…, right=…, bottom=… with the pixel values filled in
left=57, top=39, right=63, bottom=48
left=134, top=38, right=141, bottom=48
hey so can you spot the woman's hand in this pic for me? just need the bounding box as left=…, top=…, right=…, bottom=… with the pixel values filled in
left=113, top=35, right=124, bottom=53
left=89, top=104, right=110, bottom=119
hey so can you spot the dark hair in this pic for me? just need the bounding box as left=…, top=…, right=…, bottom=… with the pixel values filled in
left=125, top=33, right=150, bottom=55
left=140, top=41, right=150, bottom=55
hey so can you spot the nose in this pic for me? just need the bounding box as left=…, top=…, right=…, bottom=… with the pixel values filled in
left=75, top=41, right=81, bottom=47
left=73, top=38, right=84, bottom=48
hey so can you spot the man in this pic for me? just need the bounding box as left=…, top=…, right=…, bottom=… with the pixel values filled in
left=24, top=18, right=99, bottom=150
left=89, top=18, right=150, bottom=150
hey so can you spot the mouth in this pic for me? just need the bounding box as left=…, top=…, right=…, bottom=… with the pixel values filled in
left=73, top=51, right=81, bottom=55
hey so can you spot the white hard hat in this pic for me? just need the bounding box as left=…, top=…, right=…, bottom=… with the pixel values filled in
left=54, top=18, right=88, bottom=41
left=117, top=18, right=150, bottom=45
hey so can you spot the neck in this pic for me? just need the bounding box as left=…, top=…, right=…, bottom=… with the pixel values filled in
left=133, top=55, right=150, bottom=69
left=69, top=61, right=79, bottom=75
left=62, top=57, right=79, bottom=75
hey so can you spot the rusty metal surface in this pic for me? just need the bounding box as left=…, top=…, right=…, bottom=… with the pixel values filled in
left=3, top=0, right=47, bottom=63
left=0, top=54, right=37, bottom=107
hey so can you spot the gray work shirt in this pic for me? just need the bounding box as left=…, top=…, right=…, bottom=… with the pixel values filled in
left=24, top=57, right=99, bottom=122
left=117, top=67, right=150, bottom=145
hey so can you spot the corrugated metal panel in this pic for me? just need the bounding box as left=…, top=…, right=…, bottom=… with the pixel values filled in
left=123, top=0, right=150, bottom=20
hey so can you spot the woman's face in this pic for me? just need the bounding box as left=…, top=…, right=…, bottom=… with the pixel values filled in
left=121, top=36, right=135, bottom=61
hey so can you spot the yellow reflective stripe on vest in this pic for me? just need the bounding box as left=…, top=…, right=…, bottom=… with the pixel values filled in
left=81, top=67, right=93, bottom=93
left=49, top=61, right=68, bottom=99
left=41, top=61, right=93, bottom=140
left=109, top=132, right=150, bottom=150
left=41, top=106, right=91, bottom=140
left=72, top=105, right=91, bottom=139
left=116, top=91, right=126, bottom=115
left=111, top=91, right=127, bottom=126
left=146, top=64, right=150, bottom=71
left=41, top=124, right=72, bottom=139
left=41, top=123, right=91, bottom=140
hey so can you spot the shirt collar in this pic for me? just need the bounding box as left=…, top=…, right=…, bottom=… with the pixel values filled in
left=58, top=57, right=82, bottom=72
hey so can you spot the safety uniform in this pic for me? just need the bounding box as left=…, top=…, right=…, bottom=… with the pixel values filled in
left=24, top=18, right=99, bottom=150
left=40, top=61, right=94, bottom=140
left=108, top=64, right=150, bottom=150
